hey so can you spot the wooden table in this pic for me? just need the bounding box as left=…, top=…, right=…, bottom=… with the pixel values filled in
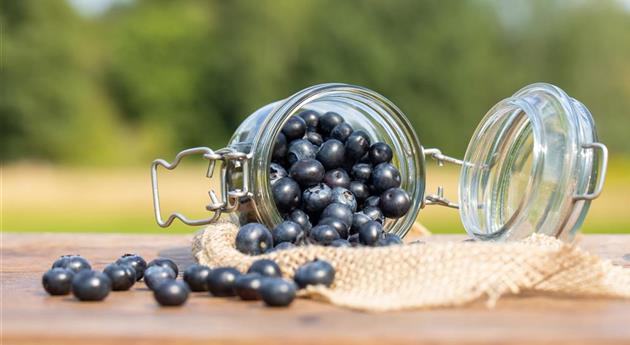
left=2, top=233, right=630, bottom=345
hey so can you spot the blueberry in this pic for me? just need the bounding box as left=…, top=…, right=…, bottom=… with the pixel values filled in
left=349, top=181, right=370, bottom=204
left=331, top=239, right=351, bottom=247
left=287, top=209, right=312, bottom=232
left=116, top=254, right=147, bottom=281
left=207, top=267, right=241, bottom=297
left=234, top=273, right=264, bottom=300
left=269, top=163, right=288, bottom=185
left=330, top=122, right=354, bottom=143
left=289, top=159, right=325, bottom=188
left=323, top=168, right=351, bottom=189
left=282, top=116, right=307, bottom=141
left=72, top=270, right=111, bottom=301
left=345, top=131, right=371, bottom=161
left=269, top=242, right=296, bottom=252
left=363, top=196, right=380, bottom=208
left=351, top=163, right=372, bottom=183
left=302, top=183, right=332, bottom=216
left=148, top=258, right=179, bottom=278
left=144, top=266, right=176, bottom=290
left=378, top=233, right=403, bottom=246
left=316, top=139, right=345, bottom=170
left=298, top=110, right=320, bottom=130
left=317, top=112, right=344, bottom=136
left=348, top=233, right=360, bottom=246
left=248, top=259, right=282, bottom=278
left=154, top=280, right=189, bottom=306
left=183, top=264, right=212, bottom=292
left=358, top=221, right=383, bottom=246
left=331, top=187, right=357, bottom=212
left=361, top=206, right=385, bottom=224
left=293, top=260, right=335, bottom=288
left=52, top=255, right=91, bottom=274
left=310, top=224, right=340, bottom=245
left=351, top=212, right=372, bottom=236
left=320, top=203, right=353, bottom=229
left=42, top=268, right=74, bottom=295
left=305, top=131, right=323, bottom=146
left=235, top=223, right=274, bottom=255
left=260, top=278, right=297, bottom=307
left=379, top=187, right=411, bottom=218
left=271, top=177, right=301, bottom=213
left=287, top=139, right=317, bottom=166
left=272, top=132, right=288, bottom=163
left=317, top=217, right=349, bottom=239
left=370, top=163, right=401, bottom=193
left=272, top=221, right=304, bottom=245
left=369, top=142, right=393, bottom=165
left=103, top=263, right=136, bottom=291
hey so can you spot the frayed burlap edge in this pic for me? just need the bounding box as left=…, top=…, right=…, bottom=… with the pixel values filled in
left=191, top=220, right=630, bottom=312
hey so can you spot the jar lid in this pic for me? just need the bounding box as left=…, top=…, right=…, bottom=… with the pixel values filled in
left=458, top=83, right=607, bottom=241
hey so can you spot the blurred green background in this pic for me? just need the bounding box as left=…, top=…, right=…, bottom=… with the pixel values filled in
left=2, top=0, right=630, bottom=234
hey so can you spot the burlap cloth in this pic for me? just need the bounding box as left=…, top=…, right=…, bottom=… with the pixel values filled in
left=192, top=220, right=630, bottom=311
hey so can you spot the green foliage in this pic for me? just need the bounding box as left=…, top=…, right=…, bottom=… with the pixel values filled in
left=2, top=0, right=630, bottom=164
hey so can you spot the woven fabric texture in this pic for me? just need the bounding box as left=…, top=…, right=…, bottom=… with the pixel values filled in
left=191, top=220, right=630, bottom=311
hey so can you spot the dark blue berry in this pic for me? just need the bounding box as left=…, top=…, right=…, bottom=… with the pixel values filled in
left=116, top=254, right=147, bottom=281
left=321, top=203, right=353, bottom=229
left=269, top=242, right=296, bottom=252
left=317, top=217, right=349, bottom=239
left=363, top=196, right=380, bottom=208
left=269, top=163, right=288, bottom=185
left=302, top=183, right=332, bottom=216
left=331, top=187, right=357, bottom=212
left=331, top=239, right=351, bottom=247
left=344, top=131, right=371, bottom=162
left=72, top=270, right=111, bottom=301
left=317, top=112, right=344, bottom=136
left=282, top=116, right=307, bottom=141
left=294, top=260, right=335, bottom=288
left=330, top=122, right=354, bottom=142
left=351, top=163, right=372, bottom=183
left=349, top=181, right=370, bottom=204
left=148, top=258, right=179, bottom=278
left=351, top=212, right=372, bottom=235
left=154, top=280, right=189, bottom=306
left=298, top=110, right=320, bottom=130
left=287, top=209, right=312, bottom=232
left=207, top=267, right=241, bottom=297
left=323, top=168, right=351, bottom=189
left=379, top=187, right=411, bottom=218
left=348, top=233, right=360, bottom=246
left=235, top=223, right=274, bottom=255
left=144, top=266, right=176, bottom=290
left=248, top=259, right=282, bottom=278
left=305, top=131, right=323, bottom=146
left=271, top=177, right=301, bottom=213
left=260, top=278, right=296, bottom=307
left=272, top=132, right=288, bottom=163
left=368, top=142, right=393, bottom=165
left=361, top=206, right=385, bottom=224
left=52, top=255, right=91, bottom=274
left=289, top=159, right=325, bottom=188
left=234, top=273, right=264, bottom=300
left=272, top=221, right=304, bottom=245
left=103, top=263, right=136, bottom=291
left=183, top=264, right=212, bottom=292
left=378, top=233, right=403, bottom=246
left=370, top=162, right=401, bottom=193
left=42, top=268, right=74, bottom=295
left=287, top=139, right=317, bottom=166
left=310, top=224, right=340, bottom=245
left=316, top=139, right=345, bottom=170
left=358, top=221, right=383, bottom=246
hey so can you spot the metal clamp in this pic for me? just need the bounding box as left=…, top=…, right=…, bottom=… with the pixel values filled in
left=422, top=148, right=462, bottom=209
left=573, top=142, right=608, bottom=201
left=151, top=147, right=252, bottom=228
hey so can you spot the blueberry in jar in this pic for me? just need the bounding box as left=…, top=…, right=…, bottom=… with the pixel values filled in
left=320, top=203, right=353, bottom=229
left=348, top=233, right=360, bottom=246
left=317, top=217, right=349, bottom=239
left=289, top=159, right=325, bottom=188
left=207, top=267, right=241, bottom=297
left=271, top=177, right=301, bottom=213
left=293, top=260, right=335, bottom=288
left=351, top=212, right=372, bottom=236
left=378, top=233, right=404, bottom=246
left=358, top=220, right=383, bottom=246
left=272, top=132, right=288, bottom=163
left=116, top=254, right=147, bottom=281
left=330, top=239, right=351, bottom=248
left=235, top=223, right=274, bottom=255
left=260, top=278, right=297, bottom=307
left=323, top=168, right=351, bottom=189
left=298, top=110, right=320, bottom=130
left=103, top=263, right=136, bottom=291
left=349, top=181, right=370, bottom=204
left=183, top=264, right=212, bottom=292
left=316, top=139, right=345, bottom=170
left=247, top=259, right=282, bottom=278
left=72, top=270, right=111, bottom=301
left=368, top=142, right=393, bottom=165
left=302, top=183, right=333, bottom=216
left=287, top=139, right=317, bottom=166
left=154, top=280, right=189, bottom=307
left=309, top=224, right=340, bottom=246
left=147, top=258, right=179, bottom=278
left=317, top=111, right=344, bottom=136
left=330, top=122, right=354, bottom=143
left=144, top=266, right=176, bottom=290
left=344, top=131, right=371, bottom=162
left=370, top=162, right=401, bottom=194
left=330, top=187, right=357, bottom=212
left=269, top=163, right=288, bottom=185
left=361, top=206, right=385, bottom=224
left=234, top=273, right=265, bottom=300
left=350, top=163, right=372, bottom=183
left=282, top=116, right=307, bottom=141
left=272, top=221, right=304, bottom=245
left=363, top=195, right=380, bottom=208
left=287, top=209, right=312, bottom=232
left=52, top=255, right=91, bottom=274
left=379, top=187, right=411, bottom=218
left=305, top=131, right=324, bottom=146
left=42, top=268, right=74, bottom=295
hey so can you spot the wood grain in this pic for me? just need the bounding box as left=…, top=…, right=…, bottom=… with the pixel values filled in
left=2, top=233, right=630, bottom=345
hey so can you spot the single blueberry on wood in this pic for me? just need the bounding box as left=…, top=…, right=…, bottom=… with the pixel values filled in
left=148, top=258, right=179, bottom=278
left=316, top=139, right=345, bottom=170
left=234, top=273, right=264, bottom=300
left=310, top=224, right=340, bottom=245
left=379, top=187, right=411, bottom=218
left=235, top=223, right=274, bottom=255
left=42, top=268, right=74, bottom=295
left=207, top=267, right=241, bottom=297
left=281, top=116, right=307, bottom=141
left=154, top=280, right=189, bottom=307
left=183, top=264, right=212, bottom=292
left=103, top=263, right=136, bottom=291
left=293, top=260, right=335, bottom=288
left=272, top=221, right=304, bottom=245
left=248, top=259, right=282, bottom=278
left=289, top=159, right=325, bottom=188
left=317, top=112, right=344, bottom=136
left=260, top=278, right=297, bottom=307
left=323, top=168, right=351, bottom=189
left=368, top=142, right=393, bottom=165
left=358, top=220, right=383, bottom=246
left=116, top=254, right=147, bottom=281
left=71, top=270, right=111, bottom=301
left=144, top=266, right=176, bottom=290
left=52, top=255, right=91, bottom=274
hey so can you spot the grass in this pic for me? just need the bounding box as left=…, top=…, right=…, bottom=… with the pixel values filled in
left=2, top=160, right=630, bottom=234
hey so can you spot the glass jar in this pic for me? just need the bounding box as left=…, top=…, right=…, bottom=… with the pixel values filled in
left=151, top=82, right=607, bottom=241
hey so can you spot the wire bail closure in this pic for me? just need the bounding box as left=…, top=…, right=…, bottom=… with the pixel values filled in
left=151, top=147, right=252, bottom=228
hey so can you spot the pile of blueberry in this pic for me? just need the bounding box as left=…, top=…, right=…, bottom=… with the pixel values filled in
left=42, top=253, right=335, bottom=308
left=235, top=110, right=411, bottom=254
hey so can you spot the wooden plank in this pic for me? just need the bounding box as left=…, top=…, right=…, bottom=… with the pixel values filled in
left=2, top=233, right=630, bottom=345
